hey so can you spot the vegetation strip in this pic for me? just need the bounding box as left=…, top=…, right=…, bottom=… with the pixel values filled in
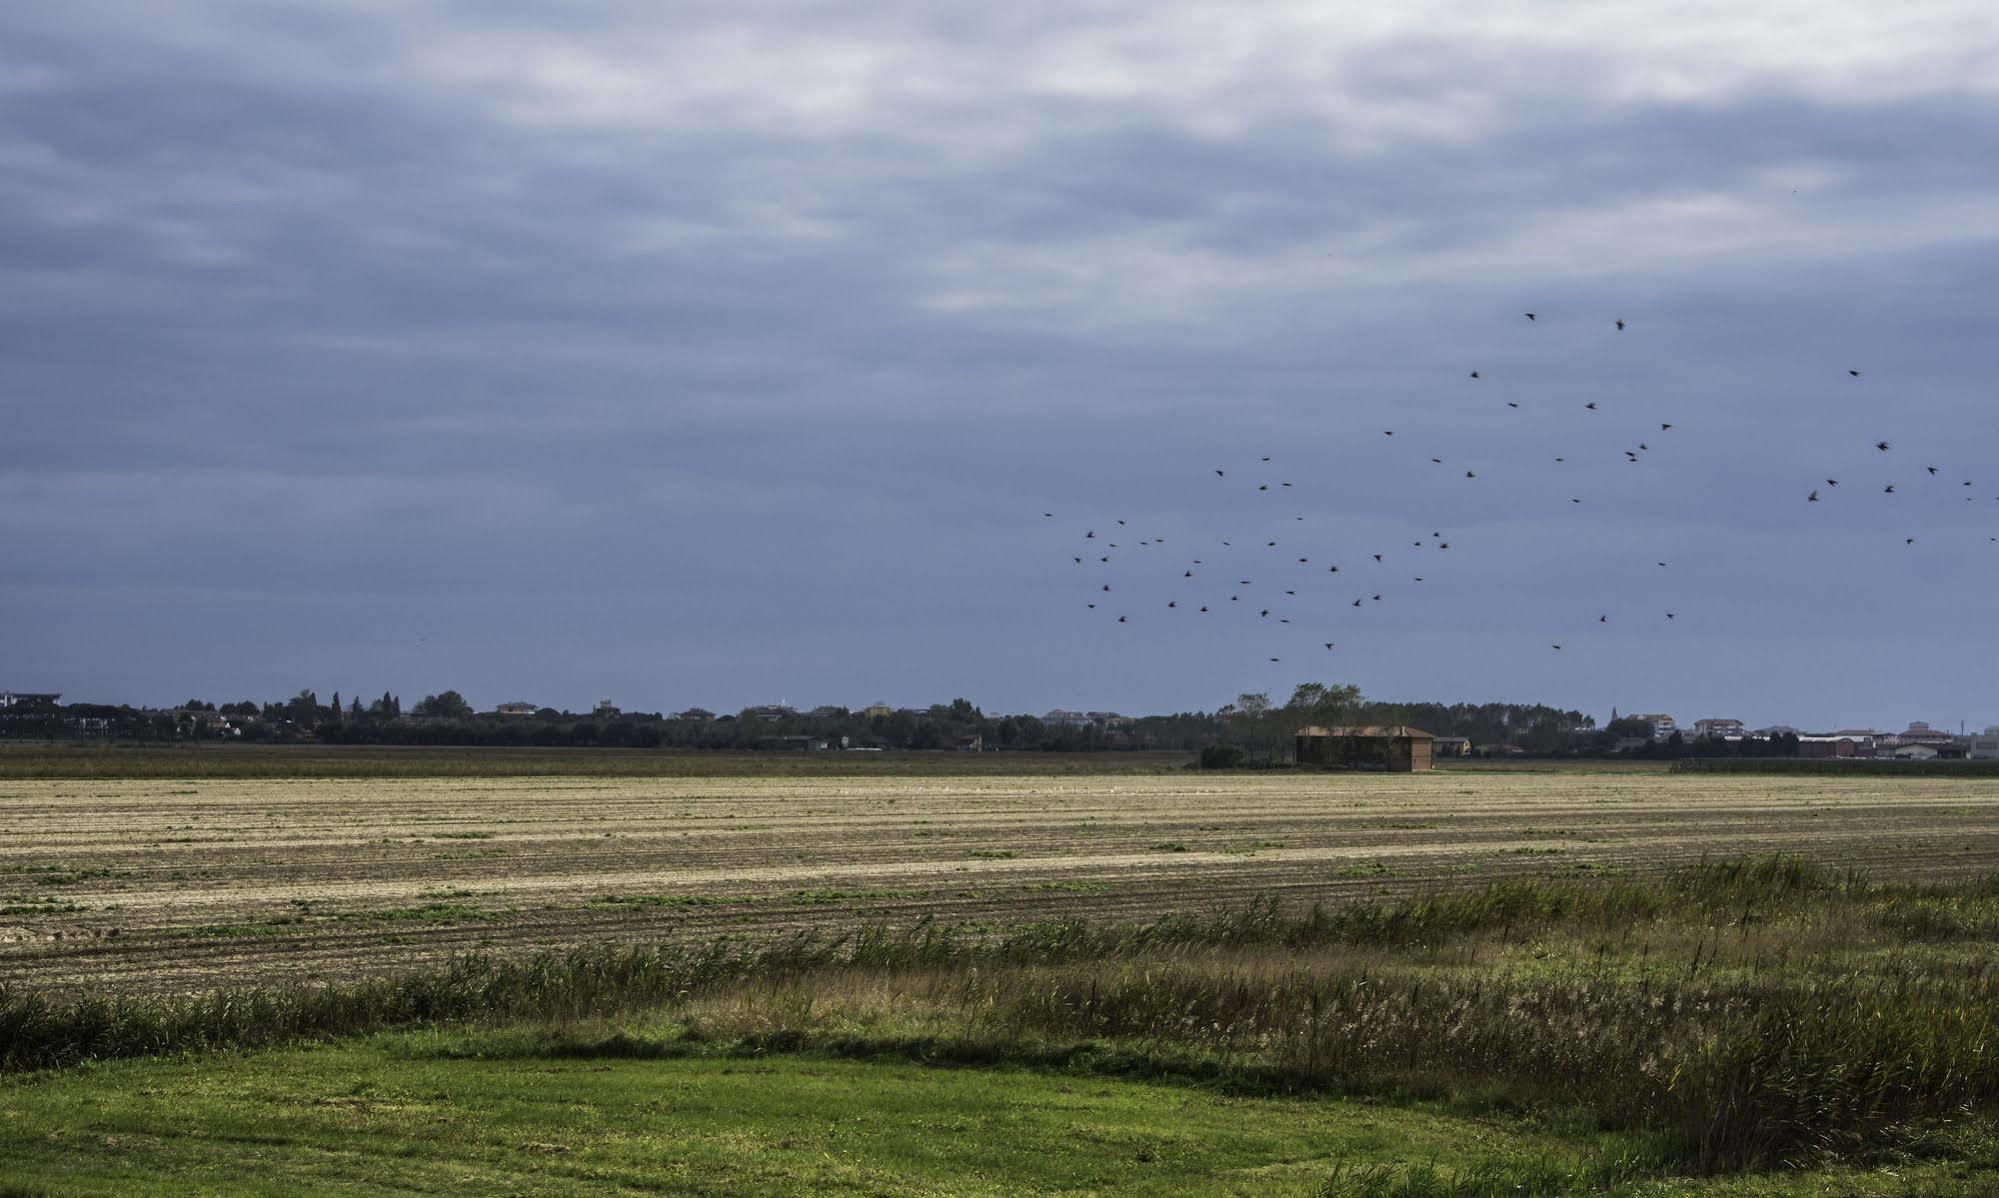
left=8, top=856, right=1999, bottom=1176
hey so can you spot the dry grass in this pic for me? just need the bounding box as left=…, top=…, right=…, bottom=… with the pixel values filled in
left=4, top=772, right=1998, bottom=995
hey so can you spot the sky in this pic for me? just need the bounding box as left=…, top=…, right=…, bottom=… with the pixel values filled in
left=5, top=2, right=1999, bottom=730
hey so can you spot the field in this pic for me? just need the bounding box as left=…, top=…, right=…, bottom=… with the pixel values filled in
left=6, top=768, right=1999, bottom=996
left=8, top=763, right=1999, bottom=1194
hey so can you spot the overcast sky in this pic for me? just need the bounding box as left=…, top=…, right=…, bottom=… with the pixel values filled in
left=5, top=3, right=1999, bottom=729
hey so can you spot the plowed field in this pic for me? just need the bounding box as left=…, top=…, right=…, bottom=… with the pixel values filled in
left=6, top=771, right=1997, bottom=995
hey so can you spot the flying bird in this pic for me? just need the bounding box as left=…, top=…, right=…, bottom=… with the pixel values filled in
left=1614, top=319, right=1625, bottom=330
left=1524, top=313, right=1536, bottom=321
left=1850, top=370, right=1862, bottom=378
left=1877, top=442, right=1891, bottom=452
left=1469, top=371, right=1480, bottom=379
left=1585, top=402, right=1598, bottom=411
left=1808, top=490, right=1820, bottom=502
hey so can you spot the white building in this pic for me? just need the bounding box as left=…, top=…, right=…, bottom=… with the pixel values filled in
left=1968, top=728, right=1999, bottom=761
left=1691, top=718, right=1745, bottom=740
left=1635, top=713, right=1677, bottom=742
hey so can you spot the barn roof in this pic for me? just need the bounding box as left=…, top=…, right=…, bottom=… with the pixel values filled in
left=1296, top=725, right=1435, bottom=739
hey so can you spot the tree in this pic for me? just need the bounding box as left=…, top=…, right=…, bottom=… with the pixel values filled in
left=413, top=691, right=473, bottom=720
left=284, top=690, right=320, bottom=725
left=180, top=699, right=214, bottom=712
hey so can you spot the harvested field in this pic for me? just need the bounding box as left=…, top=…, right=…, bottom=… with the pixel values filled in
left=5, top=770, right=1998, bottom=996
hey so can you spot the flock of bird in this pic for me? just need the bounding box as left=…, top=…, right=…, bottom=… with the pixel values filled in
left=1039, top=312, right=1996, bottom=669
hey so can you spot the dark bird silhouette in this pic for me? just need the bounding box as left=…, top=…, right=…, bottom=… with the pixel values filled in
left=1258, top=484, right=1269, bottom=491
left=1352, top=599, right=1362, bottom=607
left=1260, top=609, right=1270, bottom=618
left=1167, top=601, right=1176, bottom=608
left=1373, top=554, right=1383, bottom=562
left=1553, top=643, right=1564, bottom=650
left=1073, top=557, right=1082, bottom=564
left=1432, top=457, right=1443, bottom=463
left=1524, top=313, right=1536, bottom=321
left=1877, top=442, right=1891, bottom=452
left=1184, top=570, right=1193, bottom=577
left=1666, top=613, right=1676, bottom=620
left=1469, top=371, right=1480, bottom=379
left=1808, top=490, right=1820, bottom=502
left=1087, top=603, right=1095, bottom=609
left=1215, top=469, right=1225, bottom=476
left=1086, top=531, right=1095, bottom=538
left=1117, top=615, right=1127, bottom=623
left=1585, top=402, right=1598, bottom=411
left=1324, top=643, right=1335, bottom=650
left=1907, top=538, right=1917, bottom=545
left=1329, top=565, right=1341, bottom=573
left=1599, top=615, right=1607, bottom=623
left=1199, top=606, right=1209, bottom=612
left=1615, top=319, right=1625, bottom=330
left=1572, top=497, right=1581, bottom=503
left=1850, top=370, right=1861, bottom=378
left=1117, top=520, right=1126, bottom=526
left=1102, top=584, right=1111, bottom=591
left=1507, top=402, right=1520, bottom=408
left=1885, top=485, right=1896, bottom=494
left=1384, top=430, right=1394, bottom=436
left=1043, top=512, right=1053, bottom=517
left=1827, top=479, right=1838, bottom=487
left=1928, top=466, right=1939, bottom=476
left=1466, top=471, right=1476, bottom=478
left=1262, top=457, right=1271, bottom=462
left=1660, top=423, right=1673, bottom=430
left=1372, top=594, right=1382, bottom=602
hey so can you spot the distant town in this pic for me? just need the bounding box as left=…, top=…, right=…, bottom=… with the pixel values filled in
left=3, top=688, right=1994, bottom=761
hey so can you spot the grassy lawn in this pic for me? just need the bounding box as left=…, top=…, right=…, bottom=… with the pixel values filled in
left=3, top=1034, right=1993, bottom=1197
left=0, top=1039, right=1579, bottom=1197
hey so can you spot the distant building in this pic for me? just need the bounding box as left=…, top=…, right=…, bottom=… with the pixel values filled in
left=755, top=735, right=827, bottom=752
left=954, top=734, right=984, bottom=752
left=593, top=699, right=620, bottom=719
left=1295, top=725, right=1436, bottom=773
left=1894, top=722, right=1955, bottom=748
left=492, top=702, right=539, bottom=717
left=1799, top=734, right=1868, bottom=758
left=1891, top=744, right=1940, bottom=761
left=747, top=705, right=797, bottom=722
left=1044, top=709, right=1092, bottom=728
left=1968, top=728, right=1999, bottom=761
left=673, top=707, right=715, bottom=722
left=1692, top=718, right=1745, bottom=739
left=807, top=705, right=847, bottom=719
left=1635, top=713, right=1677, bottom=742
left=1432, top=736, right=1472, bottom=758
left=0, top=692, right=60, bottom=708
left=862, top=703, right=894, bottom=720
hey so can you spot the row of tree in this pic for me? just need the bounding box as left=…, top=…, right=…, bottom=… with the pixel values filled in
left=5, top=684, right=1607, bottom=755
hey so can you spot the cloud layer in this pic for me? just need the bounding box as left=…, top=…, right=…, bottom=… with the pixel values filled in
left=5, top=2, right=1999, bottom=727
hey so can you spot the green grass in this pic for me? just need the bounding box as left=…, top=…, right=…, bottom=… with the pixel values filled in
left=2, top=1033, right=1993, bottom=1196
left=8, top=857, right=1999, bottom=1188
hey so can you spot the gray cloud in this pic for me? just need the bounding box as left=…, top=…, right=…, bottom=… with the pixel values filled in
left=4, top=3, right=1999, bottom=728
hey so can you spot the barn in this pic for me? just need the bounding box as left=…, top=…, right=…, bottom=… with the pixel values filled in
left=1294, top=725, right=1436, bottom=772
